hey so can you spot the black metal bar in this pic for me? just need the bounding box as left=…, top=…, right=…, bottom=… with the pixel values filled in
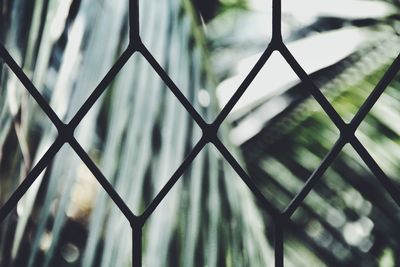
left=282, top=138, right=345, bottom=218
left=251, top=163, right=373, bottom=263
left=279, top=44, right=346, bottom=132
left=1, top=0, right=400, bottom=265
left=132, top=225, right=142, bottom=267
left=213, top=138, right=281, bottom=218
left=272, top=0, right=282, bottom=43
left=350, top=138, right=400, bottom=207
left=68, top=46, right=134, bottom=129
left=69, top=137, right=136, bottom=222
left=140, top=138, right=206, bottom=222
left=274, top=218, right=284, bottom=267
left=350, top=53, right=400, bottom=129
left=0, top=44, right=64, bottom=130
left=139, top=44, right=207, bottom=130
left=129, top=0, right=140, bottom=42
left=213, top=45, right=274, bottom=128
left=0, top=138, right=64, bottom=223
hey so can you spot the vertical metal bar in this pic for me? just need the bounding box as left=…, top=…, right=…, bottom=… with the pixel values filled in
left=3, top=0, right=400, bottom=266
left=272, top=0, right=282, bottom=43
left=274, top=219, right=284, bottom=267
left=130, top=0, right=140, bottom=42
left=132, top=226, right=142, bottom=267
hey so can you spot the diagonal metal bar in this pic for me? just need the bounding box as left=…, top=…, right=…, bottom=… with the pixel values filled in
left=68, top=46, right=135, bottom=129
left=213, top=45, right=275, bottom=128
left=0, top=44, right=64, bottom=130
left=282, top=138, right=346, bottom=218
left=213, top=138, right=280, bottom=218
left=0, top=138, right=64, bottom=223
left=283, top=53, right=400, bottom=218
left=139, top=44, right=207, bottom=130
left=279, top=44, right=346, bottom=131
left=350, top=138, right=400, bottom=207
left=140, top=138, right=206, bottom=222
left=2, top=1, right=399, bottom=266
left=350, top=53, right=400, bottom=129
left=68, top=137, right=136, bottom=222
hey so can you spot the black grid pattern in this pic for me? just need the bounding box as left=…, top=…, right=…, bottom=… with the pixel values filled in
left=1, top=1, right=400, bottom=266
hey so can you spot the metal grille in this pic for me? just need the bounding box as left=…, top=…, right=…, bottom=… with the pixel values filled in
left=1, top=1, right=400, bottom=266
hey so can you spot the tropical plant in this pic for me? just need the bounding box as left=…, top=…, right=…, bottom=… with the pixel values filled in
left=1, top=0, right=400, bottom=267
left=0, top=0, right=272, bottom=266
left=206, top=0, right=400, bottom=266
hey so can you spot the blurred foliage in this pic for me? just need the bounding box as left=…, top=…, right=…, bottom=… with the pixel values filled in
left=1, top=0, right=400, bottom=267
left=0, top=0, right=271, bottom=266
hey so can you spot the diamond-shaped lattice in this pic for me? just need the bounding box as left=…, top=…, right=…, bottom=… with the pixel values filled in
left=1, top=0, right=400, bottom=266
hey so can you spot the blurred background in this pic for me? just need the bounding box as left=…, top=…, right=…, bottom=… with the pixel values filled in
left=1, top=0, right=400, bottom=266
